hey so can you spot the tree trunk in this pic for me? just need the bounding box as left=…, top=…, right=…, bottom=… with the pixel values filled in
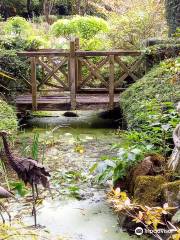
left=27, top=0, right=32, bottom=18
left=168, top=103, right=180, bottom=174
left=43, top=0, right=54, bottom=24
left=165, top=0, right=180, bottom=36
left=76, top=0, right=81, bottom=15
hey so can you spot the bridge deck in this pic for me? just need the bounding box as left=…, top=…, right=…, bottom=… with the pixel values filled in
left=16, top=93, right=120, bottom=111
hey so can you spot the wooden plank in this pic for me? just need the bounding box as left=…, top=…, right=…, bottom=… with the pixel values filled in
left=40, top=57, right=67, bottom=86
left=109, top=55, right=115, bottom=110
left=31, top=57, right=37, bottom=111
left=78, top=88, right=124, bottom=93
left=37, top=58, right=68, bottom=89
left=18, top=51, right=70, bottom=57
left=80, top=58, right=108, bottom=88
left=76, top=50, right=142, bottom=57
left=114, top=56, right=141, bottom=87
left=18, top=49, right=142, bottom=57
left=79, top=56, right=109, bottom=88
left=75, top=38, right=82, bottom=89
left=69, top=40, right=76, bottom=109
left=48, top=58, right=68, bottom=80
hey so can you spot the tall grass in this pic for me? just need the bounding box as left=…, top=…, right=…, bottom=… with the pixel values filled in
left=31, top=132, right=39, bottom=161
left=0, top=158, right=10, bottom=190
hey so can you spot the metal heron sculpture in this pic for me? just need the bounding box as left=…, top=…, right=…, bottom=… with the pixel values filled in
left=0, top=130, right=51, bottom=226
left=0, top=186, right=14, bottom=223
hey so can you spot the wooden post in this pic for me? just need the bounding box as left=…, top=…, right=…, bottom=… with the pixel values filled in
left=75, top=37, right=82, bottom=90
left=69, top=39, right=76, bottom=110
left=31, top=57, right=37, bottom=111
left=109, top=55, right=115, bottom=110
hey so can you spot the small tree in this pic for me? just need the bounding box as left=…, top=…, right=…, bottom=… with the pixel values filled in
left=165, top=0, right=180, bottom=36
left=43, top=0, right=55, bottom=24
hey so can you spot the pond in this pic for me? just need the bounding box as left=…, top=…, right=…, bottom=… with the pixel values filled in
left=2, top=114, right=143, bottom=240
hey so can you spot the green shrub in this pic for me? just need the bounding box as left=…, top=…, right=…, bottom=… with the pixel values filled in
left=4, top=17, right=33, bottom=36
left=70, top=16, right=109, bottom=40
left=107, top=1, right=166, bottom=49
left=120, top=57, right=180, bottom=154
left=0, top=99, right=17, bottom=132
left=51, top=15, right=109, bottom=40
left=0, top=49, right=30, bottom=92
left=0, top=35, right=43, bottom=51
left=51, top=18, right=77, bottom=38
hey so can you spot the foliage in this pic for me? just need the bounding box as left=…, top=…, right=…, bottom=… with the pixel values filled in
left=92, top=147, right=144, bottom=184
left=108, top=188, right=179, bottom=240
left=120, top=58, right=180, bottom=155
left=0, top=35, right=43, bottom=51
left=31, top=132, right=39, bottom=160
left=10, top=181, right=29, bottom=197
left=4, top=17, right=33, bottom=36
left=0, top=49, right=30, bottom=92
left=121, top=100, right=179, bottom=155
left=0, top=99, right=17, bottom=133
left=70, top=16, right=109, bottom=40
left=51, top=15, right=109, bottom=49
left=107, top=0, right=166, bottom=49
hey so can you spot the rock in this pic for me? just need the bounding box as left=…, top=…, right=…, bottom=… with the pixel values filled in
left=133, top=175, right=166, bottom=206
left=162, top=180, right=180, bottom=207
left=172, top=210, right=180, bottom=224
left=118, top=213, right=144, bottom=234
left=127, top=154, right=165, bottom=193
left=63, top=112, right=79, bottom=117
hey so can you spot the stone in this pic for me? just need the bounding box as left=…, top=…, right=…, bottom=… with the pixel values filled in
left=127, top=154, right=165, bottom=194
left=162, top=180, right=180, bottom=208
left=172, top=210, right=180, bottom=224
left=133, top=175, right=166, bottom=206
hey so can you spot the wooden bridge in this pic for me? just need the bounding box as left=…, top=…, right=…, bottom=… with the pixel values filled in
left=17, top=38, right=143, bottom=111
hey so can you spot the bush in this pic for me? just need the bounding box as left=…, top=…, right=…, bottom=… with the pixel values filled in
left=120, top=57, right=180, bottom=154
left=51, top=15, right=109, bottom=40
left=4, top=16, right=33, bottom=36
left=0, top=99, right=17, bottom=132
left=0, top=35, right=43, bottom=51
left=107, top=1, right=166, bottom=49
left=0, top=49, right=30, bottom=93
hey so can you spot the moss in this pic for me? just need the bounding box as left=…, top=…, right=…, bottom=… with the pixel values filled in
left=0, top=99, right=17, bottom=132
left=161, top=180, right=180, bottom=207
left=133, top=175, right=167, bottom=206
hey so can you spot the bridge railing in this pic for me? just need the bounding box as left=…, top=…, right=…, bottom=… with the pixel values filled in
left=18, top=38, right=143, bottom=111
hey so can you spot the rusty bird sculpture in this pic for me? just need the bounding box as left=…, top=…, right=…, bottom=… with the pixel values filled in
left=0, top=131, right=51, bottom=226
left=0, top=186, right=14, bottom=223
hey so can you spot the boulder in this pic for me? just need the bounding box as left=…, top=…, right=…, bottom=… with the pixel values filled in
left=133, top=175, right=166, bottom=206
left=162, top=180, right=180, bottom=207
left=172, top=210, right=180, bottom=224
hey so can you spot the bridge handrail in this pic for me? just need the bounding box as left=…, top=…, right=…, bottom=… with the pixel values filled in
left=18, top=49, right=142, bottom=57
left=17, top=38, right=143, bottom=111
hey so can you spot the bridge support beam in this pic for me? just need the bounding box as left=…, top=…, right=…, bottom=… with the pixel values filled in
left=109, top=55, right=115, bottom=110
left=31, top=57, right=37, bottom=111
left=69, top=39, right=76, bottom=110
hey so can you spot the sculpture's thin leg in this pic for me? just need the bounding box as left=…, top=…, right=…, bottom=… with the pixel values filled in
left=0, top=208, right=5, bottom=224
left=35, top=184, right=39, bottom=200
left=32, top=183, right=37, bottom=226
left=48, top=186, right=53, bottom=200
left=0, top=202, right=11, bottom=224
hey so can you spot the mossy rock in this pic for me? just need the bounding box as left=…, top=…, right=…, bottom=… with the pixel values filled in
left=133, top=175, right=166, bottom=206
left=162, top=180, right=180, bottom=207
left=0, top=99, right=17, bottom=132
